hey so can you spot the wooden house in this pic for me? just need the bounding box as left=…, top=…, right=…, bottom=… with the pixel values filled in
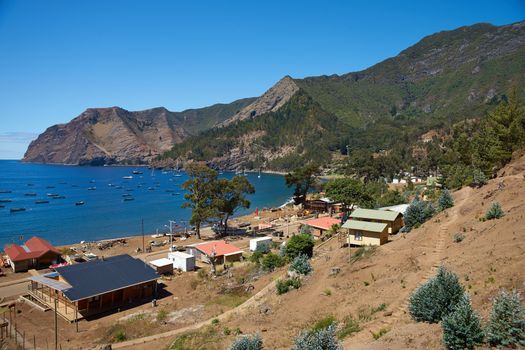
left=349, top=208, right=404, bottom=234
left=4, top=236, right=61, bottom=272
left=342, top=220, right=389, bottom=246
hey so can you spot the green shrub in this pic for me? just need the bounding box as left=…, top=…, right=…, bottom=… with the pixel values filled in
left=229, top=333, right=263, bottom=350
left=438, top=189, right=454, bottom=211
left=291, top=324, right=342, bottom=350
left=453, top=233, right=465, bottom=243
left=485, top=202, right=504, bottom=220
left=211, top=318, right=219, bottom=325
left=442, top=294, right=483, bottom=350
left=276, top=278, right=302, bottom=295
left=114, top=330, right=126, bottom=342
left=249, top=250, right=264, bottom=265
left=261, top=253, right=285, bottom=271
left=484, top=290, right=525, bottom=348
left=371, top=327, right=389, bottom=340
left=409, top=266, right=464, bottom=323
left=285, top=234, right=315, bottom=259
left=156, top=309, right=168, bottom=322
left=312, top=315, right=336, bottom=332
left=401, top=197, right=435, bottom=232
left=289, top=253, right=312, bottom=275
left=337, top=316, right=360, bottom=339
left=471, top=168, right=487, bottom=188
left=349, top=245, right=377, bottom=264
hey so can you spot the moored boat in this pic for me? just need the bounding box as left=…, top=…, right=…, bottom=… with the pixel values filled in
left=123, top=197, right=134, bottom=201
left=10, top=207, right=26, bottom=213
left=35, top=200, right=49, bottom=204
left=75, top=201, right=85, bottom=206
left=24, top=192, right=37, bottom=196
left=122, top=176, right=133, bottom=180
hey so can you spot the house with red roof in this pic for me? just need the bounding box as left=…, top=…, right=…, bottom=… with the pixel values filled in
left=4, top=236, right=61, bottom=272
left=186, top=240, right=243, bottom=265
left=301, top=216, right=342, bottom=239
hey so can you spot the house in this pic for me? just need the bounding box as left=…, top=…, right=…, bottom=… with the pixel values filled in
left=249, top=237, right=273, bottom=252
left=149, top=258, right=174, bottom=275
left=349, top=208, right=404, bottom=234
left=27, top=254, right=159, bottom=321
left=186, top=240, right=243, bottom=265
left=379, top=204, right=410, bottom=216
left=304, top=198, right=343, bottom=213
left=301, top=216, right=341, bottom=239
left=342, top=220, right=389, bottom=246
left=4, top=236, right=61, bottom=272
left=168, top=252, right=195, bottom=272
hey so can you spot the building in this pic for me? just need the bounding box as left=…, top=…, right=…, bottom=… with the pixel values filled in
left=349, top=208, right=404, bottom=234
left=186, top=240, right=243, bottom=265
left=301, top=216, right=341, bottom=240
left=168, top=251, right=195, bottom=272
left=342, top=220, right=389, bottom=246
left=4, top=236, right=61, bottom=272
left=249, top=237, right=273, bottom=252
left=149, top=258, right=174, bottom=275
left=379, top=204, right=410, bottom=216
left=304, top=198, right=343, bottom=213
left=27, top=254, right=159, bottom=321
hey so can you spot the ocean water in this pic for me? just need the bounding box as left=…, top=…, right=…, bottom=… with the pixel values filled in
left=0, top=160, right=292, bottom=246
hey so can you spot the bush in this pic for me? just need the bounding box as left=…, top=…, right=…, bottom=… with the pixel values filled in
left=276, top=278, right=302, bottom=295
left=471, top=168, right=487, bottom=188
left=453, top=233, right=465, bottom=243
left=371, top=327, right=389, bottom=340
left=249, top=251, right=264, bottom=265
left=114, top=330, right=126, bottom=342
left=312, top=315, right=336, bottom=332
left=442, top=294, right=483, bottom=350
left=289, top=254, right=312, bottom=275
left=438, top=189, right=454, bottom=211
left=291, top=324, right=342, bottom=350
left=337, top=316, right=360, bottom=339
left=485, top=202, right=504, bottom=220
left=229, top=333, right=263, bottom=350
left=349, top=245, right=376, bottom=264
left=285, top=234, right=315, bottom=259
left=409, top=266, right=464, bottom=323
left=485, top=290, right=525, bottom=348
left=156, top=309, right=168, bottom=322
left=402, top=198, right=435, bottom=232
left=261, top=253, right=285, bottom=271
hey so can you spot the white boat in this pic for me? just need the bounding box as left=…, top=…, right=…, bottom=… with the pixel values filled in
left=122, top=176, right=133, bottom=180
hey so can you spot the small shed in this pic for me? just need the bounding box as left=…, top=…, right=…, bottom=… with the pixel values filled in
left=149, top=258, right=174, bottom=275
left=168, top=252, right=195, bottom=272
left=342, top=220, right=389, bottom=246
left=249, top=237, right=273, bottom=252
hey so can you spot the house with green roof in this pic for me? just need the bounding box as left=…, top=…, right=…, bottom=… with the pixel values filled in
left=349, top=208, right=404, bottom=234
left=341, top=220, right=389, bottom=246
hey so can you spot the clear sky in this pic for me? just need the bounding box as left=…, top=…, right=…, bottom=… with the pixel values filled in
left=0, top=0, right=524, bottom=159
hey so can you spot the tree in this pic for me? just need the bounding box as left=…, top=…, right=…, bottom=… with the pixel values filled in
left=409, top=266, right=464, bottom=323
left=291, top=324, right=342, bottom=350
left=376, top=189, right=407, bottom=207
left=438, top=189, right=454, bottom=211
left=261, top=253, right=285, bottom=271
left=470, top=168, right=487, bottom=188
left=216, top=176, right=255, bottom=236
left=230, top=334, right=263, bottom=350
left=285, top=164, right=321, bottom=205
left=181, top=163, right=219, bottom=239
left=442, top=294, right=483, bottom=350
left=324, top=177, right=374, bottom=209
left=402, top=197, right=435, bottom=232
left=485, top=290, right=525, bottom=348
left=485, top=202, right=504, bottom=220
left=285, top=234, right=315, bottom=259
left=289, top=253, right=312, bottom=275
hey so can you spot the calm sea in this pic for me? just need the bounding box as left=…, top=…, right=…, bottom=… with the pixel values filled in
left=0, top=160, right=292, bottom=246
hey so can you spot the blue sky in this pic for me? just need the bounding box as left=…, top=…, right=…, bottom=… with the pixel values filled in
left=0, top=0, right=524, bottom=159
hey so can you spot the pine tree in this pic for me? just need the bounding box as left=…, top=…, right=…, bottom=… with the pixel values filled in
left=291, top=325, right=342, bottom=350
left=401, top=198, right=435, bottom=232
left=289, top=253, right=312, bottom=275
left=485, top=290, right=525, bottom=348
left=485, top=202, right=504, bottom=220
left=438, top=189, right=454, bottom=211
left=442, top=294, right=484, bottom=350
left=230, top=334, right=263, bottom=350
left=409, top=266, right=464, bottom=323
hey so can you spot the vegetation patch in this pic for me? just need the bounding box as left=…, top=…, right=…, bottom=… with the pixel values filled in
left=206, top=293, right=250, bottom=308
left=337, top=316, right=360, bottom=340
left=349, top=246, right=377, bottom=264
left=276, top=278, right=302, bottom=295
left=169, top=326, right=224, bottom=350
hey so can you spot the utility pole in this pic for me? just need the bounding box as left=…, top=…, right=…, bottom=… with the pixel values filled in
left=54, top=298, right=58, bottom=350
left=141, top=219, right=145, bottom=253
left=168, top=220, right=176, bottom=250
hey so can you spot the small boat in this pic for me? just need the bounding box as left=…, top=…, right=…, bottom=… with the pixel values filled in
left=132, top=170, right=143, bottom=175
left=115, top=185, right=123, bottom=189
left=123, top=197, right=134, bottom=201
left=10, top=208, right=26, bottom=213
left=88, top=187, right=96, bottom=190
left=59, top=181, right=67, bottom=185
left=47, top=193, right=58, bottom=197
left=52, top=195, right=66, bottom=199
left=0, top=190, right=12, bottom=194
left=108, top=183, right=115, bottom=187
left=75, top=201, right=85, bottom=206
left=89, top=180, right=95, bottom=183
left=148, top=187, right=154, bottom=191
left=24, top=192, right=37, bottom=196
left=27, top=183, right=34, bottom=186
left=35, top=200, right=49, bottom=204
left=46, top=186, right=55, bottom=189
left=0, top=205, right=4, bottom=208
left=71, top=184, right=79, bottom=187
left=171, top=193, right=180, bottom=196
left=122, top=193, right=133, bottom=197
left=0, top=199, right=12, bottom=203
left=122, top=176, right=133, bottom=180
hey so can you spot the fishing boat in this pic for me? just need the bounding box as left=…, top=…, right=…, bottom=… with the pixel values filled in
left=122, top=176, right=133, bottom=180
left=52, top=195, right=66, bottom=199
left=132, top=170, right=143, bottom=175
left=47, top=193, right=58, bottom=197
left=123, top=197, right=134, bottom=201
left=122, top=193, right=132, bottom=197
left=35, top=200, right=49, bottom=204
left=87, top=187, right=96, bottom=190
left=10, top=208, right=26, bottom=213
left=24, top=192, right=37, bottom=196
left=0, top=190, right=12, bottom=194
left=0, top=199, right=12, bottom=203
left=75, top=201, right=85, bottom=206
left=46, top=185, right=55, bottom=189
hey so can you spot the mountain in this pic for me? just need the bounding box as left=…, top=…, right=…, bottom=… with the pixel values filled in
left=22, top=98, right=255, bottom=165
left=160, top=20, right=525, bottom=170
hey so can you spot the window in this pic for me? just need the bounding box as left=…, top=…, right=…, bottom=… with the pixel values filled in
left=355, top=231, right=363, bottom=241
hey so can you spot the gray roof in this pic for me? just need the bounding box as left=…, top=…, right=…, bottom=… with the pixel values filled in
left=54, top=254, right=159, bottom=302
left=378, top=204, right=410, bottom=216
left=349, top=208, right=400, bottom=221
left=342, top=220, right=388, bottom=233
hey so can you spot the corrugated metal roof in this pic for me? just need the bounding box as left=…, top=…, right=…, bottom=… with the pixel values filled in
left=342, top=220, right=387, bottom=233
left=379, top=204, right=409, bottom=216
left=349, top=208, right=400, bottom=221
left=29, top=274, right=72, bottom=291
left=54, top=254, right=158, bottom=302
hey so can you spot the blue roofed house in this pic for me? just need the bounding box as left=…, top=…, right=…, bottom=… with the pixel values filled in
left=28, top=254, right=159, bottom=321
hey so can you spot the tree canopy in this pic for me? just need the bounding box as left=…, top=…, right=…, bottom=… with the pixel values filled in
left=285, top=164, right=320, bottom=205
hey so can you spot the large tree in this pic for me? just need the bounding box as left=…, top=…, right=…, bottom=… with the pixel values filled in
left=324, top=177, right=375, bottom=209
left=215, top=175, right=255, bottom=236
left=285, top=164, right=320, bottom=205
left=181, top=163, right=219, bottom=239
